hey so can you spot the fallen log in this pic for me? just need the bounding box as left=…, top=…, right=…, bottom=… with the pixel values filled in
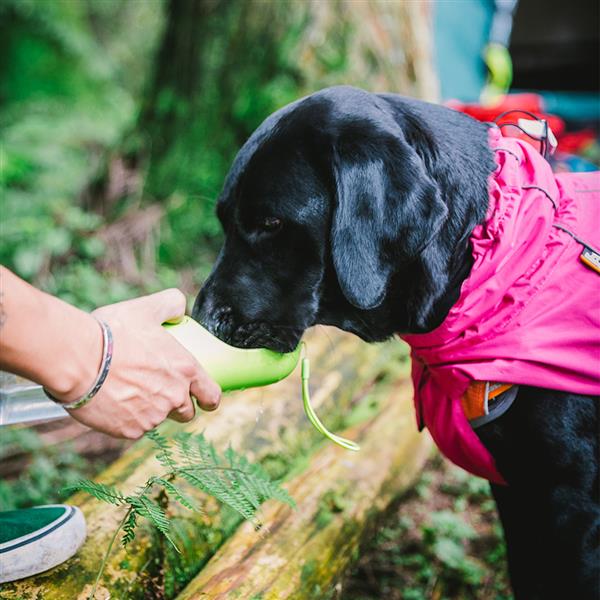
left=175, top=375, right=431, bottom=600
left=1, top=329, right=429, bottom=600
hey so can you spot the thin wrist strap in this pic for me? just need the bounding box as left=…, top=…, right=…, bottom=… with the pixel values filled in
left=44, top=319, right=113, bottom=410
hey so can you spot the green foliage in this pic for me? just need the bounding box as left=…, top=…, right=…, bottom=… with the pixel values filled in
left=0, top=0, right=166, bottom=308
left=67, top=429, right=295, bottom=597
left=422, top=510, right=485, bottom=586
left=344, top=460, right=512, bottom=600
left=0, top=426, right=109, bottom=511
left=138, top=0, right=311, bottom=266
left=69, top=429, right=295, bottom=551
left=72, top=480, right=126, bottom=506
left=1, top=0, right=408, bottom=311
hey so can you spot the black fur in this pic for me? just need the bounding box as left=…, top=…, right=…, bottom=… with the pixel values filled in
left=193, top=85, right=599, bottom=598
left=477, top=388, right=599, bottom=600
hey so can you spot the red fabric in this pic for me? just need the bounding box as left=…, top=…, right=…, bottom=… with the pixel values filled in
left=556, top=130, right=597, bottom=155
left=400, top=127, right=600, bottom=483
left=447, top=93, right=566, bottom=142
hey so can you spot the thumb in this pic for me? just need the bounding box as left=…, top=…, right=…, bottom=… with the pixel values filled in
left=137, top=288, right=187, bottom=324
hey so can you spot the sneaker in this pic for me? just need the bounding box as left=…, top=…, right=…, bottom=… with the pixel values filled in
left=0, top=504, right=86, bottom=583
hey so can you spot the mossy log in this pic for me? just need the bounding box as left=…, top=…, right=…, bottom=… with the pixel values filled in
left=176, top=376, right=431, bottom=600
left=1, top=330, right=430, bottom=599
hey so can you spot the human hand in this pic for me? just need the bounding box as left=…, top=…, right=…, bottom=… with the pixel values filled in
left=62, top=289, right=221, bottom=439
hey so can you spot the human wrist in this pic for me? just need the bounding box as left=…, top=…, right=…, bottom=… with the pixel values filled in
left=0, top=267, right=105, bottom=399
left=45, top=318, right=113, bottom=409
left=43, top=309, right=105, bottom=403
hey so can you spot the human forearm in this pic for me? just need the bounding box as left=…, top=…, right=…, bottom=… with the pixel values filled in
left=0, top=266, right=220, bottom=438
left=0, top=266, right=102, bottom=400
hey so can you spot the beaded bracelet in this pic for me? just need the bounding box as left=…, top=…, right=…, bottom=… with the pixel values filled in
left=44, top=319, right=113, bottom=411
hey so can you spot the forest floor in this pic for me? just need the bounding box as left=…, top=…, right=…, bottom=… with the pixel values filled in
left=342, top=455, right=513, bottom=600
left=2, top=422, right=512, bottom=600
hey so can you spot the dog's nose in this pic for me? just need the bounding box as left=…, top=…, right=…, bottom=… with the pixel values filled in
left=191, top=287, right=214, bottom=329
left=192, top=286, right=236, bottom=344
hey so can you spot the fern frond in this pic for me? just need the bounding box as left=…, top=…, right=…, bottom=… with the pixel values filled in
left=224, top=445, right=238, bottom=469
left=175, top=442, right=295, bottom=522
left=223, top=447, right=296, bottom=508
left=146, top=429, right=176, bottom=471
left=127, top=495, right=169, bottom=533
left=195, top=433, right=220, bottom=466
left=153, top=477, right=198, bottom=511
left=127, top=494, right=179, bottom=551
left=173, top=431, right=201, bottom=467
left=245, top=462, right=297, bottom=508
left=76, top=428, right=295, bottom=586
left=121, top=510, right=137, bottom=547
left=174, top=432, right=223, bottom=473
left=66, top=480, right=127, bottom=505
left=177, top=467, right=256, bottom=522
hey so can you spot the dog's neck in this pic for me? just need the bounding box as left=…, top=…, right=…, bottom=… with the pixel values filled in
left=418, top=243, right=475, bottom=332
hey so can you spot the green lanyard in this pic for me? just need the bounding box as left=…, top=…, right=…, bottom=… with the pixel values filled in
left=301, top=343, right=360, bottom=452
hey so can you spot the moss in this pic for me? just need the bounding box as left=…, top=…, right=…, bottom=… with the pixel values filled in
left=12, top=336, right=410, bottom=599
left=315, top=490, right=351, bottom=529
left=258, top=453, right=292, bottom=481
left=300, top=559, right=318, bottom=585
left=162, top=511, right=238, bottom=598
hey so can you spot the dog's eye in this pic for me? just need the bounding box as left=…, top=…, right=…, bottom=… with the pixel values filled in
left=260, top=217, right=282, bottom=233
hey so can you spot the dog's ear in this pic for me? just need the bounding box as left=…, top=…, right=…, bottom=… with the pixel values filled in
left=331, top=129, right=448, bottom=310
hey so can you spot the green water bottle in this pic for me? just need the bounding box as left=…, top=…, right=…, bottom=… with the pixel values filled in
left=163, top=316, right=301, bottom=392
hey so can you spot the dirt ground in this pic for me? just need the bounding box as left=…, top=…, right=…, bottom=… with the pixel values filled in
left=341, top=455, right=513, bottom=600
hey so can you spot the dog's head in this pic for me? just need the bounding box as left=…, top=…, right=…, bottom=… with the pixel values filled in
left=193, top=86, right=493, bottom=352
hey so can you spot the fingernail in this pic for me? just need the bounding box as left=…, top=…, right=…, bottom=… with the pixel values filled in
left=208, top=391, right=221, bottom=410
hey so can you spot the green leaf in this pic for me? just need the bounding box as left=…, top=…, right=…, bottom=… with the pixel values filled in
left=127, top=494, right=178, bottom=551
left=65, top=480, right=126, bottom=505
left=121, top=510, right=137, bottom=547
left=13, top=246, right=45, bottom=278
left=44, top=228, right=72, bottom=255
left=146, top=429, right=176, bottom=471
left=432, top=537, right=465, bottom=569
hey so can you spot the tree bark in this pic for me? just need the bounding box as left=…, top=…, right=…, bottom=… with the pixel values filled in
left=136, top=0, right=218, bottom=172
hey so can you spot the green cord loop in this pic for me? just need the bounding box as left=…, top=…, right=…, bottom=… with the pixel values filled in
left=300, top=344, right=360, bottom=452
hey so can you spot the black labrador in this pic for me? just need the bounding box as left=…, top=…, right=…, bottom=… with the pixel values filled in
left=193, top=86, right=599, bottom=599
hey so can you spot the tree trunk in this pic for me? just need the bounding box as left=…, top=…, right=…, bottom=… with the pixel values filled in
left=91, top=0, right=438, bottom=234
left=136, top=0, right=221, bottom=179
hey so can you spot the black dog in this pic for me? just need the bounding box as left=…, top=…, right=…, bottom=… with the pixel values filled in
left=193, top=86, right=599, bottom=599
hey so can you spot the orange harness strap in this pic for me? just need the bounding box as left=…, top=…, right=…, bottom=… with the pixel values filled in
left=462, top=381, right=514, bottom=421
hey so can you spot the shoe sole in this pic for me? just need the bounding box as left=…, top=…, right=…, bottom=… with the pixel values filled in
left=0, top=505, right=86, bottom=583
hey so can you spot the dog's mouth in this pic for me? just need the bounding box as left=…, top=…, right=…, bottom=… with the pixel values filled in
left=193, top=306, right=303, bottom=353
left=225, top=321, right=303, bottom=353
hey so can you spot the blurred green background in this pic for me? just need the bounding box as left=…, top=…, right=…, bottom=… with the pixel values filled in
left=0, top=0, right=435, bottom=310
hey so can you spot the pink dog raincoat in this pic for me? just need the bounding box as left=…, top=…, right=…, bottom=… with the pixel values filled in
left=401, top=127, right=600, bottom=484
